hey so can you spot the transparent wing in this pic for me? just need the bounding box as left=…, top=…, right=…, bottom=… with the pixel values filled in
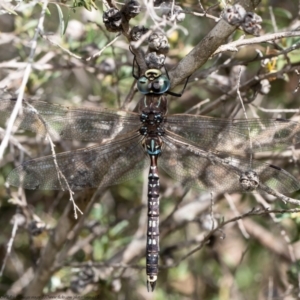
left=166, top=114, right=300, bottom=155
left=0, top=99, right=140, bottom=142
left=160, top=133, right=300, bottom=194
left=7, top=133, right=148, bottom=190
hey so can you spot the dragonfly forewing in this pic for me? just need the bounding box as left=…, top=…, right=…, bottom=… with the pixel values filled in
left=0, top=99, right=140, bottom=142
left=166, top=115, right=300, bottom=155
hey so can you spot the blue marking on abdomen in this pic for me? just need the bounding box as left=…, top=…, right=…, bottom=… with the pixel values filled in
left=147, top=149, right=161, bottom=155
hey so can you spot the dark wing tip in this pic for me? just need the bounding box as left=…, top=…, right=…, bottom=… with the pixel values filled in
left=275, top=118, right=290, bottom=123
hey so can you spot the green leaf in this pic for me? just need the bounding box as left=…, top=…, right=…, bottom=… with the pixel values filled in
left=63, top=10, right=70, bottom=35
left=72, top=0, right=98, bottom=11
left=1, top=3, right=18, bottom=15
left=110, top=220, right=129, bottom=237
left=272, top=7, right=293, bottom=20
left=55, top=4, right=65, bottom=36
left=40, top=3, right=51, bottom=16
left=288, top=50, right=300, bottom=64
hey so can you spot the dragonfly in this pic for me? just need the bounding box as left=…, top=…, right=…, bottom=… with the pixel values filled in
left=1, top=69, right=300, bottom=291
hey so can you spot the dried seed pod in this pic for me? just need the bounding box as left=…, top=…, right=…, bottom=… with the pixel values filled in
left=145, top=52, right=166, bottom=69
left=71, top=266, right=96, bottom=294
left=103, top=8, right=122, bottom=32
left=166, top=5, right=185, bottom=22
left=148, top=32, right=170, bottom=55
left=242, top=12, right=262, bottom=36
left=121, top=0, right=141, bottom=21
left=28, top=220, right=46, bottom=236
left=239, top=170, right=259, bottom=191
left=99, top=58, right=116, bottom=74
left=130, top=26, right=149, bottom=41
left=222, top=4, right=262, bottom=36
left=222, top=4, right=247, bottom=26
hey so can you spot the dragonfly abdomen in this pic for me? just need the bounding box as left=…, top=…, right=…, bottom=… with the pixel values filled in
left=146, top=154, right=160, bottom=292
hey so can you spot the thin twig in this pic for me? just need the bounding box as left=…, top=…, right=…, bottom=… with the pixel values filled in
left=0, top=214, right=23, bottom=276
left=86, top=34, right=121, bottom=61
left=268, top=6, right=278, bottom=33
left=40, top=33, right=82, bottom=60
left=214, top=31, right=300, bottom=56
left=224, top=193, right=250, bottom=239
left=255, top=193, right=300, bottom=295
left=252, top=104, right=300, bottom=114
left=0, top=0, right=49, bottom=160
left=200, top=64, right=300, bottom=115
left=236, top=67, right=253, bottom=166
left=191, top=11, right=219, bottom=22
left=46, top=133, right=83, bottom=219
left=22, top=99, right=83, bottom=219
left=259, top=183, right=300, bottom=206
left=173, top=206, right=300, bottom=266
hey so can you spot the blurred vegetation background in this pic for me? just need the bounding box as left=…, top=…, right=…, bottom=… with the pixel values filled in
left=1, top=0, right=300, bottom=299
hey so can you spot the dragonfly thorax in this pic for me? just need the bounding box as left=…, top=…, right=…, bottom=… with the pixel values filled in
left=139, top=122, right=165, bottom=136
left=139, top=104, right=166, bottom=137
left=140, top=111, right=163, bottom=124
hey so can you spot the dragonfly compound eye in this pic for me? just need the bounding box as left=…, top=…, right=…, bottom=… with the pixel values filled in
left=151, top=75, right=170, bottom=94
left=137, top=76, right=151, bottom=94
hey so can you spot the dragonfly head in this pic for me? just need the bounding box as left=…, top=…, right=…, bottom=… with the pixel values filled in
left=137, top=69, right=170, bottom=95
